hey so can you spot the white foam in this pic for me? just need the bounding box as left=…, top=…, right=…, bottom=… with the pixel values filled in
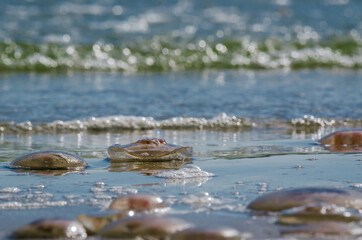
left=2, top=113, right=256, bottom=133
left=0, top=187, right=21, bottom=193
left=156, top=165, right=215, bottom=179
left=0, top=200, right=67, bottom=210
left=179, top=192, right=224, bottom=209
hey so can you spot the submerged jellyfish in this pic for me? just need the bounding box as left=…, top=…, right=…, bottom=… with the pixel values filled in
left=248, top=187, right=362, bottom=212
left=320, top=130, right=362, bottom=152
left=107, top=138, right=192, bottom=161
left=10, top=151, right=87, bottom=170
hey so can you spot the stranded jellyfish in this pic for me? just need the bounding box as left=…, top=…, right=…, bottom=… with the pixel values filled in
left=278, top=203, right=361, bottom=225
left=280, top=221, right=362, bottom=236
left=171, top=227, right=242, bottom=240
left=10, top=151, right=87, bottom=170
left=320, top=130, right=362, bottom=152
left=248, top=187, right=362, bottom=212
left=249, top=188, right=362, bottom=237
left=78, top=195, right=167, bottom=235
left=107, top=138, right=192, bottom=161
left=12, top=219, right=87, bottom=239
left=98, top=216, right=192, bottom=239
left=109, top=194, right=166, bottom=212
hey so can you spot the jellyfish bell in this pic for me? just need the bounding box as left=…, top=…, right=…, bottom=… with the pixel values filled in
left=10, top=151, right=88, bottom=170
left=107, top=138, right=192, bottom=161
left=98, top=216, right=192, bottom=239
left=12, top=219, right=87, bottom=239
left=248, top=187, right=362, bottom=212
left=319, top=130, right=362, bottom=152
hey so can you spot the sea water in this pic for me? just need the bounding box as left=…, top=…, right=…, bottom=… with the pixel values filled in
left=0, top=0, right=361, bottom=239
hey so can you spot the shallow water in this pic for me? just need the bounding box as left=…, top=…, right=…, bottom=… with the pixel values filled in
left=0, top=0, right=362, bottom=239
left=1, top=70, right=361, bottom=125
left=0, top=70, right=361, bottom=239
left=0, top=126, right=362, bottom=239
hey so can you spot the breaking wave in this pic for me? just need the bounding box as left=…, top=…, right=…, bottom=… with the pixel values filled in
left=1, top=36, right=361, bottom=73
left=0, top=113, right=360, bottom=134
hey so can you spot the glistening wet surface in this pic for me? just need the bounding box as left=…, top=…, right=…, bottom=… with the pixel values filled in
left=0, top=128, right=361, bottom=239
left=1, top=0, right=362, bottom=238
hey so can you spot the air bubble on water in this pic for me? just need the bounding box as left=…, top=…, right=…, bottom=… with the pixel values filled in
left=156, top=165, right=215, bottom=179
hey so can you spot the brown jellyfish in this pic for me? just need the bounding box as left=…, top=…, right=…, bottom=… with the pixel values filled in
left=98, top=216, right=192, bottom=239
left=12, top=219, right=87, bottom=239
left=109, top=194, right=166, bottom=212
left=248, top=187, right=362, bottom=212
left=10, top=151, right=87, bottom=170
left=107, top=138, right=192, bottom=161
left=320, top=130, right=362, bottom=152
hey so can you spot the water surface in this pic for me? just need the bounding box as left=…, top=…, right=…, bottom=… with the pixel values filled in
left=0, top=0, right=361, bottom=239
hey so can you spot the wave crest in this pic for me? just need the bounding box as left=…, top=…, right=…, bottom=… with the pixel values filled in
left=1, top=37, right=361, bottom=73
left=0, top=114, right=361, bottom=134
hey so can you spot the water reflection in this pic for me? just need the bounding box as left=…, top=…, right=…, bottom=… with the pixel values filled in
left=322, top=145, right=362, bottom=153
left=12, top=169, right=84, bottom=176
left=108, top=159, right=191, bottom=176
left=162, top=176, right=212, bottom=186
